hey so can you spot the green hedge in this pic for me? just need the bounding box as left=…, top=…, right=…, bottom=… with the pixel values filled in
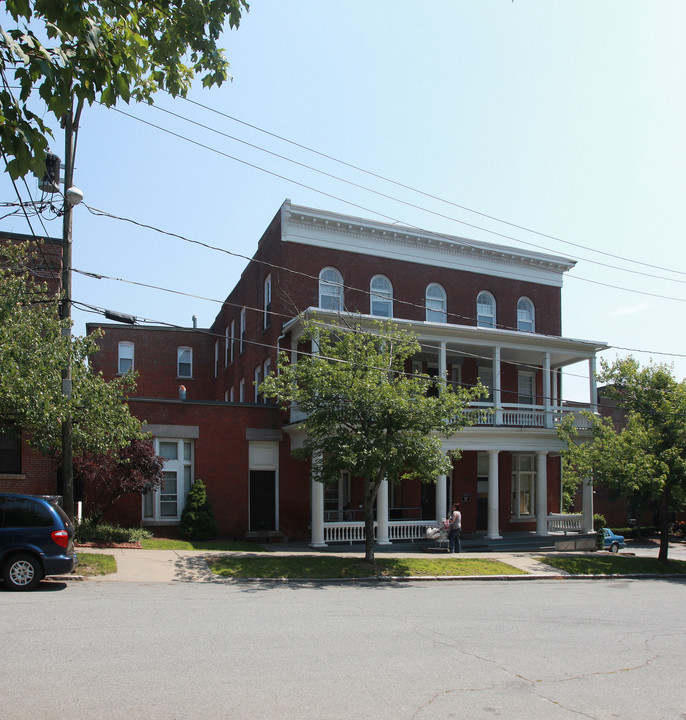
left=75, top=519, right=153, bottom=544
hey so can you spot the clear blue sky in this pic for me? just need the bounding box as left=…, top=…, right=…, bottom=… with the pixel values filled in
left=2, top=1, right=686, bottom=401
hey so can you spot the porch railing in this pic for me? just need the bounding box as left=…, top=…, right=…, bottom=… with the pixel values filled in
left=547, top=513, right=583, bottom=533
left=323, top=520, right=431, bottom=544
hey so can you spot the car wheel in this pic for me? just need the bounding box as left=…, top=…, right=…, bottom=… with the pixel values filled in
left=610, top=542, right=619, bottom=553
left=2, top=554, right=44, bottom=591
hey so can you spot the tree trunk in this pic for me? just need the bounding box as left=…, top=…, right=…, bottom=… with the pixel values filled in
left=363, top=477, right=380, bottom=565
left=658, top=486, right=670, bottom=563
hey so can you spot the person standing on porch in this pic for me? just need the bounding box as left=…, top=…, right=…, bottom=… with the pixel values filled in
left=448, top=503, right=462, bottom=553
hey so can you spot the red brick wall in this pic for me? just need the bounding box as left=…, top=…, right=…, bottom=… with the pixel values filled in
left=0, top=435, right=58, bottom=496
left=103, top=399, right=311, bottom=540
left=87, top=325, right=217, bottom=401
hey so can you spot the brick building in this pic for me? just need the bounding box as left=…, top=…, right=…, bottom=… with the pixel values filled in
left=0, top=232, right=63, bottom=495
left=86, top=201, right=608, bottom=544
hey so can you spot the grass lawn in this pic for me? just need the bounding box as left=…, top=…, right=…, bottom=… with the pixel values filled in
left=208, top=555, right=526, bottom=579
left=76, top=552, right=117, bottom=576
left=539, top=554, right=686, bottom=576
left=141, top=538, right=270, bottom=552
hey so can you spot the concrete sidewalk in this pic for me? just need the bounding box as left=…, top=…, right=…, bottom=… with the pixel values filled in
left=73, top=546, right=567, bottom=583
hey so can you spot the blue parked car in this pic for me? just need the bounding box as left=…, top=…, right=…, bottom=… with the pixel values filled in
left=0, top=493, right=78, bottom=591
left=603, top=528, right=626, bottom=553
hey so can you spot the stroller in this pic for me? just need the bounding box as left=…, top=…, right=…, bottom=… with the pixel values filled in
left=425, top=518, right=451, bottom=551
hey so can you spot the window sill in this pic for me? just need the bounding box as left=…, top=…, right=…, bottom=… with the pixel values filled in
left=0, top=473, right=26, bottom=479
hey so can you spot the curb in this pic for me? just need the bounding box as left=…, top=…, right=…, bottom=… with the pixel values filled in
left=45, top=574, right=85, bottom=582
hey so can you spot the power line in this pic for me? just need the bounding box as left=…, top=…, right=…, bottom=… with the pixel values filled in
left=180, top=95, right=686, bottom=280
left=112, top=104, right=686, bottom=295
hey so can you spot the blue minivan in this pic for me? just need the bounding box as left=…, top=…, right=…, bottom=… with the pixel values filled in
left=0, top=493, right=78, bottom=591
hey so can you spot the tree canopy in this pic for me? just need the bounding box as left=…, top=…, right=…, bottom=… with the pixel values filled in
left=558, top=357, right=686, bottom=562
left=0, top=240, right=142, bottom=457
left=260, top=318, right=486, bottom=563
left=0, top=0, right=249, bottom=179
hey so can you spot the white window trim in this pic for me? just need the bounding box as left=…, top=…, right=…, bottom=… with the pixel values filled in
left=230, top=320, right=235, bottom=363
left=319, top=267, right=344, bottom=311
left=518, top=370, right=535, bottom=406
left=370, top=275, right=393, bottom=318
left=240, top=308, right=246, bottom=354
left=511, top=453, right=536, bottom=520
left=477, top=291, right=496, bottom=328
left=177, top=346, right=193, bottom=379
left=425, top=283, right=447, bottom=323
left=517, top=297, right=535, bottom=333
left=143, top=438, right=194, bottom=525
left=118, top=341, right=134, bottom=375
left=264, top=274, right=272, bottom=328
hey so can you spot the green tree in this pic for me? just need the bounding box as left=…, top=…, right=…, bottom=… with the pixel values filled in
left=0, top=241, right=142, bottom=457
left=179, top=479, right=218, bottom=541
left=0, top=0, right=249, bottom=180
left=260, top=319, right=486, bottom=564
left=558, top=357, right=686, bottom=562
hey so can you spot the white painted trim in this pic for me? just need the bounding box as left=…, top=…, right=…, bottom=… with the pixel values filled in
left=282, top=202, right=575, bottom=288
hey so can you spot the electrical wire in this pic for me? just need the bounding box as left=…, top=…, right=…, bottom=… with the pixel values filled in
left=180, top=95, right=686, bottom=280
left=111, top=105, right=686, bottom=299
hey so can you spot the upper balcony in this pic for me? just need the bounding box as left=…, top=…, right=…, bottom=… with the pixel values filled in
left=282, top=309, right=608, bottom=431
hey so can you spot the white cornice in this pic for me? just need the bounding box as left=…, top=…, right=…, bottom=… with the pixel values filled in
left=281, top=201, right=576, bottom=288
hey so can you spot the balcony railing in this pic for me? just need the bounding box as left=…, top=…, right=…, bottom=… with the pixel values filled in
left=463, top=404, right=595, bottom=430
left=294, top=403, right=595, bottom=430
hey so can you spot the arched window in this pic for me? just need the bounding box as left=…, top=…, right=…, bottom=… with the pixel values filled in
left=370, top=275, right=393, bottom=317
left=476, top=291, right=496, bottom=328
left=517, top=297, right=535, bottom=332
left=425, top=283, right=447, bottom=322
left=319, top=267, right=343, bottom=311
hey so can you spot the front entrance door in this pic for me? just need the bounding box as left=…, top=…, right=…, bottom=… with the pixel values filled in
left=250, top=470, right=276, bottom=531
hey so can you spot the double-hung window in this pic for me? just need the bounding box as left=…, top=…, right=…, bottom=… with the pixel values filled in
left=477, top=365, right=494, bottom=401
left=118, top=341, right=134, bottom=374
left=477, top=291, right=496, bottom=328
left=264, top=274, right=272, bottom=328
left=319, top=267, right=343, bottom=311
left=425, top=283, right=447, bottom=322
left=370, top=275, right=393, bottom=317
left=177, top=347, right=192, bottom=378
left=517, top=298, right=535, bottom=332
left=518, top=371, right=535, bottom=405
left=240, top=308, right=246, bottom=354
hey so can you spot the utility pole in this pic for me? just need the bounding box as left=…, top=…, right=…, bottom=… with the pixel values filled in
left=59, top=98, right=83, bottom=520
left=59, top=104, right=75, bottom=519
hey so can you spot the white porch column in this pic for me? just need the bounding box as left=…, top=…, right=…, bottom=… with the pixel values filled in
left=493, top=347, right=502, bottom=425
left=309, top=453, right=326, bottom=548
left=543, top=353, right=552, bottom=428
left=377, top=478, right=391, bottom=545
left=486, top=449, right=502, bottom=539
left=589, top=357, right=598, bottom=413
left=439, top=341, right=447, bottom=385
left=536, top=451, right=549, bottom=536
left=582, top=477, right=594, bottom=533
left=435, top=474, right=447, bottom=522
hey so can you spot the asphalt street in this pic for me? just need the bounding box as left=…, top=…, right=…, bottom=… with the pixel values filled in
left=2, top=576, right=685, bottom=719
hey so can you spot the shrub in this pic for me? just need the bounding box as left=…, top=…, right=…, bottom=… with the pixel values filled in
left=593, top=513, right=606, bottom=550
left=179, top=479, right=218, bottom=541
left=75, top=518, right=153, bottom=545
